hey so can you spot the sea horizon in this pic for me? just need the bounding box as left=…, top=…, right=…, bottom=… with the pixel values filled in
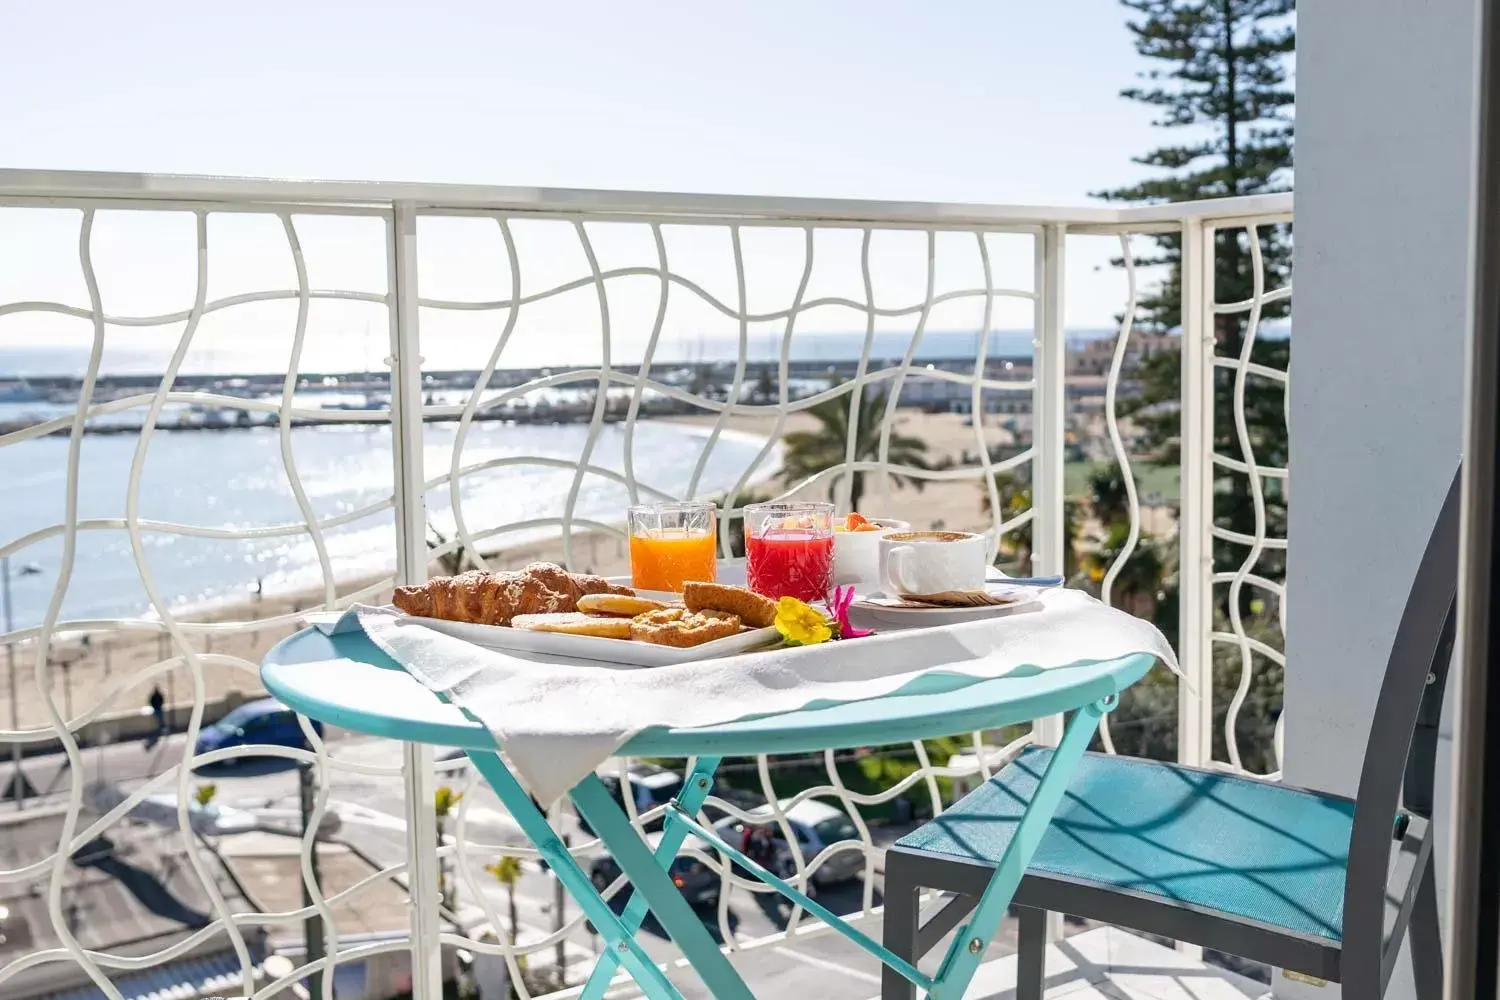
left=0, top=328, right=1129, bottom=381
left=0, top=322, right=1293, bottom=381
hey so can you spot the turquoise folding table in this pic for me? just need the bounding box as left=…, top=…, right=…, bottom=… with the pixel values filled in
left=262, top=625, right=1153, bottom=1000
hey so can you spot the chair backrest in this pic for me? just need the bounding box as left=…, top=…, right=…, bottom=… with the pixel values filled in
left=1342, top=467, right=1460, bottom=962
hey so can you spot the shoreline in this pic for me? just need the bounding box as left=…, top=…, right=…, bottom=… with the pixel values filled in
left=3, top=408, right=1171, bottom=731
left=2, top=525, right=644, bottom=733
left=1, top=420, right=782, bottom=730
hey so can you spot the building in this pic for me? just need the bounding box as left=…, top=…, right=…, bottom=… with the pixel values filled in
left=1067, top=331, right=1176, bottom=377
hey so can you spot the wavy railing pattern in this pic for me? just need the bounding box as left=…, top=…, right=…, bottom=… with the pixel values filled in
left=1082, top=216, right=1290, bottom=776
left=1208, top=219, right=1291, bottom=777
left=0, top=205, right=404, bottom=1000
left=414, top=210, right=1055, bottom=994
left=0, top=173, right=1292, bottom=1000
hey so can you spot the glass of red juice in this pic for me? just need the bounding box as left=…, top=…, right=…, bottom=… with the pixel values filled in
left=743, top=502, right=835, bottom=602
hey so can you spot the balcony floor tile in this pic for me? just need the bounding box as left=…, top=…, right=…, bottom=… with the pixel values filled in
left=880, top=926, right=1267, bottom=1000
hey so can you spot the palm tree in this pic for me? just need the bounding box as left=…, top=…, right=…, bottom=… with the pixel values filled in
left=435, top=785, right=463, bottom=911
left=427, top=519, right=478, bottom=576
left=483, top=855, right=525, bottom=997
left=485, top=855, right=524, bottom=946
left=980, top=472, right=1082, bottom=578
left=1081, top=520, right=1165, bottom=615
left=780, top=388, right=931, bottom=512
left=1087, top=462, right=1133, bottom=527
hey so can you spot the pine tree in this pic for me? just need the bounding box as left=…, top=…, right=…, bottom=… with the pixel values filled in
left=1101, top=0, right=1294, bottom=593
left=1097, top=0, right=1295, bottom=765
left=1098, top=0, right=1294, bottom=333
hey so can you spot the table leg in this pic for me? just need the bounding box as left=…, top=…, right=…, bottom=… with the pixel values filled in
left=578, top=756, right=722, bottom=1000
left=464, top=751, right=687, bottom=1000
left=927, top=698, right=1113, bottom=999
left=572, top=773, right=756, bottom=1000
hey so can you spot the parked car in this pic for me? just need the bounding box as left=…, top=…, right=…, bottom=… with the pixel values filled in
left=194, top=698, right=323, bottom=759
left=713, top=799, right=866, bottom=888
left=589, top=831, right=719, bottom=908
left=578, top=763, right=685, bottom=834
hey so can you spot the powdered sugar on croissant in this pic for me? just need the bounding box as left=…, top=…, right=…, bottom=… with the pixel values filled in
left=392, top=563, right=632, bottom=625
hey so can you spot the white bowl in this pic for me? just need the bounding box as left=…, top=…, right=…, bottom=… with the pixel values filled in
left=832, top=518, right=911, bottom=592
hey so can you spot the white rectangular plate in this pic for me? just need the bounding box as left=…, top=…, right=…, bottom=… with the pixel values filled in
left=399, top=590, right=781, bottom=667
left=410, top=617, right=781, bottom=667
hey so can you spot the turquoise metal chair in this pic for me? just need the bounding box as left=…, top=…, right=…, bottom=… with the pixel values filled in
left=882, top=470, right=1458, bottom=999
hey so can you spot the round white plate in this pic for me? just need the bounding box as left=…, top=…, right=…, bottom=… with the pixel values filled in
left=849, top=581, right=1043, bottom=627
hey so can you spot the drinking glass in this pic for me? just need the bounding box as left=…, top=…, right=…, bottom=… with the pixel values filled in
left=743, top=501, right=835, bottom=602
left=628, top=501, right=718, bottom=592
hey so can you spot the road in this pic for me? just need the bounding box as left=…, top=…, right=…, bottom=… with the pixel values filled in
left=6, top=731, right=1032, bottom=999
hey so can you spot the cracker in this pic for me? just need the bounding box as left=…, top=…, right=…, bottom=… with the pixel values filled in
left=576, top=593, right=671, bottom=617
left=510, top=612, right=633, bottom=639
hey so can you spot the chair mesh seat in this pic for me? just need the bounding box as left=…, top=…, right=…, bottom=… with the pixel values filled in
left=896, top=747, right=1355, bottom=942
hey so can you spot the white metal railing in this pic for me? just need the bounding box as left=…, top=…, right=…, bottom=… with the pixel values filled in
left=0, top=169, right=1291, bottom=1000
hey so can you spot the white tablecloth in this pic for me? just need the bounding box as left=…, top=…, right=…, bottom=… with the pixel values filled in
left=331, top=588, right=1178, bottom=803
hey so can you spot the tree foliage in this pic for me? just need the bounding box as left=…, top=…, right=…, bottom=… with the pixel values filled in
left=781, top=388, right=933, bottom=512
left=1096, top=613, right=1284, bottom=775
left=485, top=856, right=524, bottom=949
left=1103, top=0, right=1294, bottom=608
left=1096, top=0, right=1295, bottom=334
left=1097, top=0, right=1295, bottom=764
left=981, top=469, right=1083, bottom=579
left=434, top=785, right=463, bottom=911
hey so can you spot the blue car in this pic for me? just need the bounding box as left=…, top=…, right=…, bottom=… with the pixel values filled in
left=194, top=698, right=323, bottom=759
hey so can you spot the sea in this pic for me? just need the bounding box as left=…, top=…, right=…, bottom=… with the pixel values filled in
left=0, top=329, right=1066, bottom=380
left=0, top=420, right=777, bottom=633
left=0, top=327, right=1103, bottom=632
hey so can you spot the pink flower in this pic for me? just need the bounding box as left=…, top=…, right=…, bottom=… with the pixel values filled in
left=828, top=585, right=874, bottom=639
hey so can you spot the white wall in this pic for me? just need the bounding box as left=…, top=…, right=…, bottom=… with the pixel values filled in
left=1285, top=0, right=1479, bottom=996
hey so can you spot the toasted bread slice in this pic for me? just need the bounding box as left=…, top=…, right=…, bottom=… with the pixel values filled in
left=629, top=607, right=744, bottom=647
left=682, top=582, right=778, bottom=628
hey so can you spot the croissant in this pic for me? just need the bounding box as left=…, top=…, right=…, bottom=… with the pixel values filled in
left=519, top=562, right=629, bottom=605
left=392, top=563, right=632, bottom=626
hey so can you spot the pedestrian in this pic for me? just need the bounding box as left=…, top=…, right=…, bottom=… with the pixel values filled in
left=742, top=825, right=775, bottom=870
left=147, top=685, right=166, bottom=748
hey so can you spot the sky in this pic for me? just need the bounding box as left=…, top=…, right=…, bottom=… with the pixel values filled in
left=0, top=1, right=1180, bottom=376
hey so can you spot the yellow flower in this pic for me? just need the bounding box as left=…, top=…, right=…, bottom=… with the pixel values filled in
left=774, top=596, right=833, bottom=646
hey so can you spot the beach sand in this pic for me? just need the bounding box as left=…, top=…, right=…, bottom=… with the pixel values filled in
left=665, top=408, right=1018, bottom=529
left=5, top=410, right=1169, bottom=732
left=4, top=529, right=635, bottom=735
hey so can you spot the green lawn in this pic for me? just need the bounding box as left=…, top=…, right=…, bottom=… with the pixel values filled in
left=1065, top=461, right=1180, bottom=505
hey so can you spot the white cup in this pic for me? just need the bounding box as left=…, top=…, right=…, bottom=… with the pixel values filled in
left=879, top=530, right=989, bottom=596
left=832, top=518, right=912, bottom=592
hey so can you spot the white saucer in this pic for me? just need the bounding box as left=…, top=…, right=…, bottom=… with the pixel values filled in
left=849, top=581, right=1044, bottom=626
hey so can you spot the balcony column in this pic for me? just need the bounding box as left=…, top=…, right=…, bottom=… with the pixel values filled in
left=388, top=200, right=445, bottom=1000
left=1285, top=0, right=1480, bottom=996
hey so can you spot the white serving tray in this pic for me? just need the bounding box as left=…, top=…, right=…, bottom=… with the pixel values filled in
left=400, top=588, right=781, bottom=667
left=412, top=616, right=781, bottom=667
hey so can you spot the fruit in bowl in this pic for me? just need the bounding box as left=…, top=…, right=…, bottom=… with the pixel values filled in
left=831, top=514, right=911, bottom=590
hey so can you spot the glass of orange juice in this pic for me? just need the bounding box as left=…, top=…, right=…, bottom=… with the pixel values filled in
left=628, top=501, right=718, bottom=592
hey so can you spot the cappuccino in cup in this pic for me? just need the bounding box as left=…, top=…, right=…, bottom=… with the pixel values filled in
left=879, top=530, right=989, bottom=595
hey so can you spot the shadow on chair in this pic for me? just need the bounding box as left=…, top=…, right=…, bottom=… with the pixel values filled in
left=881, top=469, right=1459, bottom=999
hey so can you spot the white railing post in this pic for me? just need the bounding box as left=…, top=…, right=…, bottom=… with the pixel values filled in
left=388, top=200, right=444, bottom=1000
left=1031, top=223, right=1068, bottom=943
left=1032, top=223, right=1067, bottom=751
left=1177, top=219, right=1215, bottom=770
